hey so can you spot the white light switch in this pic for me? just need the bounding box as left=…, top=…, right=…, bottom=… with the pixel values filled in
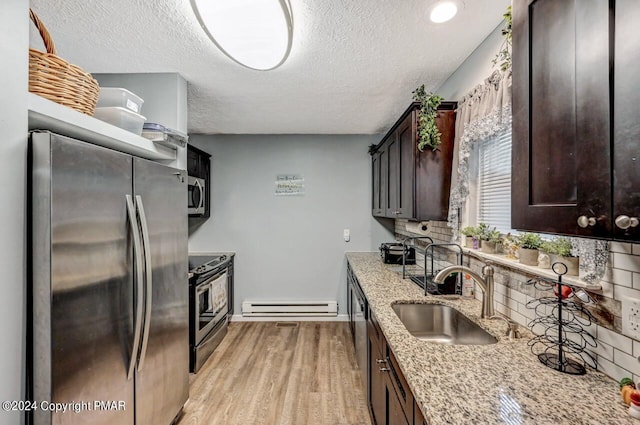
left=343, top=229, right=350, bottom=242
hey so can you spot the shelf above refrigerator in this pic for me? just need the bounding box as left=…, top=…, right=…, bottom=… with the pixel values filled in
left=27, top=93, right=176, bottom=161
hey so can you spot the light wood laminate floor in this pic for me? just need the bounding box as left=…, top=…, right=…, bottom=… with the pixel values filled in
left=177, top=321, right=371, bottom=425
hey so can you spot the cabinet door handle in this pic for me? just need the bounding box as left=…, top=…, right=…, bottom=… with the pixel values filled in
left=379, top=367, right=391, bottom=372
left=376, top=359, right=387, bottom=364
left=615, top=215, right=640, bottom=230
left=577, top=215, right=596, bottom=228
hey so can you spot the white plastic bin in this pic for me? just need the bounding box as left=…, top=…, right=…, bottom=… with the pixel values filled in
left=96, top=87, right=144, bottom=114
left=93, top=107, right=146, bottom=135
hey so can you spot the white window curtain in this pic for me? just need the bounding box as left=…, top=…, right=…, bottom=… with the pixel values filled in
left=447, top=70, right=512, bottom=240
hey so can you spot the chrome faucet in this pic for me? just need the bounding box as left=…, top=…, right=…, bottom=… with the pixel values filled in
left=433, top=264, right=495, bottom=318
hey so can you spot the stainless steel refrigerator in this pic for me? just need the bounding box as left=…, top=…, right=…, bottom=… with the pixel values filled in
left=29, top=131, right=189, bottom=425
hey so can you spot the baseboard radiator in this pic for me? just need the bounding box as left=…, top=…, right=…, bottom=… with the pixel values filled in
left=242, top=301, right=338, bottom=317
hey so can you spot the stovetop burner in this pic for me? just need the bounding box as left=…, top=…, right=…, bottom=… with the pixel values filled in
left=188, top=254, right=229, bottom=282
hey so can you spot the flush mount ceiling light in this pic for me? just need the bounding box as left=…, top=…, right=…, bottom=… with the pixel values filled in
left=190, top=0, right=293, bottom=71
left=429, top=1, right=459, bottom=23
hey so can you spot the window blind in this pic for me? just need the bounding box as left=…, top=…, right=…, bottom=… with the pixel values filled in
left=477, top=129, right=513, bottom=234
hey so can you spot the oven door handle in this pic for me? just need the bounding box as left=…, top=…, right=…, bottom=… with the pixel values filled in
left=136, top=195, right=153, bottom=372
left=125, top=195, right=144, bottom=381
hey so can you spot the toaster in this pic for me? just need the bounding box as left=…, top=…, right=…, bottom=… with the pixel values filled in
left=379, top=242, right=416, bottom=265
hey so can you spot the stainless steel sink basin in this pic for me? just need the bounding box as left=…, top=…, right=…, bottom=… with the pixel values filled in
left=392, top=303, right=498, bottom=345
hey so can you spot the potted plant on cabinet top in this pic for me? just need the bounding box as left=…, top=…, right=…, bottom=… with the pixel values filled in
left=516, top=233, right=542, bottom=266
left=412, top=85, right=444, bottom=151
left=547, top=237, right=579, bottom=276
left=461, top=226, right=478, bottom=249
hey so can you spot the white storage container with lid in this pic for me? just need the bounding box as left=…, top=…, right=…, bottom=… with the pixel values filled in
left=96, top=87, right=144, bottom=114
left=93, top=107, right=146, bottom=135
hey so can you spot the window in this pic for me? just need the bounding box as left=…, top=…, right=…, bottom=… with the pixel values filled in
left=476, top=129, right=513, bottom=234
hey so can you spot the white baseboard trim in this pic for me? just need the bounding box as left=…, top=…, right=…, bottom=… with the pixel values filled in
left=230, top=314, right=349, bottom=322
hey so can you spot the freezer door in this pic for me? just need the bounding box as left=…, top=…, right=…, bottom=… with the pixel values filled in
left=31, top=132, right=135, bottom=425
left=133, top=158, right=189, bottom=425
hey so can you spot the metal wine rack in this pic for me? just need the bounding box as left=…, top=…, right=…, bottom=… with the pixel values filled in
left=525, top=263, right=597, bottom=375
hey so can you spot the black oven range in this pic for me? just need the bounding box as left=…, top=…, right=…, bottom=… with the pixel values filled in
left=188, top=253, right=234, bottom=373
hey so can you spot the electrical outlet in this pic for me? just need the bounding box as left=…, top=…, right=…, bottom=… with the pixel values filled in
left=622, top=297, right=640, bottom=340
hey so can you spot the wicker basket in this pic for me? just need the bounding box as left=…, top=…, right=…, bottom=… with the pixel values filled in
left=28, top=8, right=99, bottom=115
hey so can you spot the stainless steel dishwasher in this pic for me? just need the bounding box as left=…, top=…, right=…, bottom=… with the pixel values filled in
left=348, top=265, right=368, bottom=392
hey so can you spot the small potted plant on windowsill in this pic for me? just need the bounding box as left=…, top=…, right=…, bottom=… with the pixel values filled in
left=548, top=237, right=579, bottom=276
left=515, top=233, right=542, bottom=266
left=476, top=223, right=490, bottom=251
left=460, top=226, right=478, bottom=249
left=480, top=228, right=502, bottom=254
left=502, top=233, right=518, bottom=259
left=538, top=240, right=555, bottom=269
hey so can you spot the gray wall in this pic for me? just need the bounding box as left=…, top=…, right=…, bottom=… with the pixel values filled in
left=0, top=0, right=28, bottom=424
left=93, top=73, right=189, bottom=170
left=436, top=23, right=505, bottom=100
left=93, top=73, right=188, bottom=133
left=188, top=134, right=394, bottom=316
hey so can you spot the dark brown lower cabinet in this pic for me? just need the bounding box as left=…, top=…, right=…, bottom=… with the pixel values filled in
left=369, top=334, right=387, bottom=425
left=367, top=309, right=425, bottom=425
left=387, top=386, right=410, bottom=425
left=413, top=400, right=427, bottom=425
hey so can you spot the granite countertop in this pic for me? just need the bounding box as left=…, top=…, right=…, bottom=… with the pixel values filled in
left=346, top=252, right=634, bottom=425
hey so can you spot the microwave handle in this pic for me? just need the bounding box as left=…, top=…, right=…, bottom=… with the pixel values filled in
left=195, top=179, right=204, bottom=211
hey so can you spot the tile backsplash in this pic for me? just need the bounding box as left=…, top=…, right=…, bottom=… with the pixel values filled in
left=395, top=219, right=640, bottom=382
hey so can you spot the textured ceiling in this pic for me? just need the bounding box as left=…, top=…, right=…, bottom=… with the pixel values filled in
left=29, top=0, right=509, bottom=134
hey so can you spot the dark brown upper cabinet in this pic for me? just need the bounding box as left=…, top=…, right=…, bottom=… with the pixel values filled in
left=372, top=144, right=386, bottom=217
left=613, top=0, right=640, bottom=241
left=187, top=144, right=212, bottom=219
left=187, top=144, right=211, bottom=180
left=371, top=102, right=456, bottom=221
left=512, top=0, right=639, bottom=241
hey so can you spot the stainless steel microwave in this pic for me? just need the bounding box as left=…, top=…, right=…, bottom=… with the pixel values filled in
left=188, top=176, right=206, bottom=215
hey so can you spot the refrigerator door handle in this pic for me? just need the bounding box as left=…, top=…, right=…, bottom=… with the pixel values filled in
left=135, top=194, right=153, bottom=372
left=126, top=194, right=145, bottom=381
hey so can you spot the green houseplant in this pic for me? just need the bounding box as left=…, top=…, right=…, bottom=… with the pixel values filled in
left=479, top=225, right=501, bottom=254
left=460, top=226, right=478, bottom=249
left=548, top=237, right=579, bottom=276
left=412, top=85, right=443, bottom=151
left=515, top=233, right=542, bottom=266
left=492, top=5, right=512, bottom=72
left=538, top=240, right=555, bottom=269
